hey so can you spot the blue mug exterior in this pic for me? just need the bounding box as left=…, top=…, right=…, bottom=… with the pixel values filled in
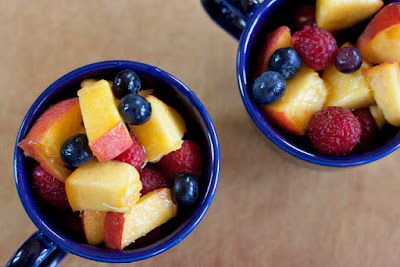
left=10, top=61, right=220, bottom=265
left=201, top=0, right=400, bottom=167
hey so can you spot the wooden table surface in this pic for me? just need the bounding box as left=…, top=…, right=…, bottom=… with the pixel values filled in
left=2, top=1, right=400, bottom=266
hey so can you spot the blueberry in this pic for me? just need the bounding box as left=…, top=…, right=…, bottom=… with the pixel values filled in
left=61, top=134, right=94, bottom=167
left=113, top=69, right=141, bottom=99
left=252, top=71, right=286, bottom=104
left=171, top=173, right=199, bottom=207
left=268, top=47, right=302, bottom=79
left=118, top=93, right=151, bottom=125
left=334, top=47, right=363, bottom=74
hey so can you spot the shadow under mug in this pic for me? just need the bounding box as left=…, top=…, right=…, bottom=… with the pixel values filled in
left=201, top=0, right=400, bottom=167
left=9, top=61, right=220, bottom=266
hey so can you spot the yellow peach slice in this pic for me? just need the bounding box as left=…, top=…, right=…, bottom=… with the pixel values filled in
left=129, top=95, right=187, bottom=163
left=80, top=78, right=113, bottom=89
left=257, top=26, right=292, bottom=76
left=18, top=98, right=82, bottom=182
left=322, top=43, right=375, bottom=109
left=363, top=61, right=400, bottom=126
left=65, top=160, right=142, bottom=213
left=81, top=210, right=107, bottom=245
left=104, top=188, right=177, bottom=250
left=78, top=80, right=132, bottom=162
left=369, top=104, right=387, bottom=130
left=357, top=3, right=400, bottom=64
left=316, top=0, right=383, bottom=32
left=260, top=66, right=327, bottom=136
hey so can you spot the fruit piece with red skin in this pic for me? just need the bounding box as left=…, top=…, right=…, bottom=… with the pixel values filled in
left=363, top=61, right=400, bottom=126
left=157, top=140, right=203, bottom=182
left=316, top=0, right=383, bottom=32
left=257, top=26, right=293, bottom=76
left=115, top=133, right=145, bottom=170
left=139, top=166, right=168, bottom=195
left=104, top=211, right=125, bottom=249
left=103, top=188, right=177, bottom=250
left=356, top=2, right=400, bottom=64
left=292, top=26, right=338, bottom=71
left=32, top=165, right=70, bottom=210
left=308, top=106, right=361, bottom=155
left=260, top=66, right=328, bottom=136
left=78, top=80, right=133, bottom=162
left=264, top=110, right=304, bottom=136
left=89, top=121, right=133, bottom=162
left=18, top=97, right=82, bottom=182
left=353, top=108, right=377, bottom=152
left=294, top=4, right=317, bottom=31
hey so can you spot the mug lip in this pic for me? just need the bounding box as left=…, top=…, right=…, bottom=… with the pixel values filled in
left=236, top=1, right=400, bottom=167
left=13, top=60, right=220, bottom=262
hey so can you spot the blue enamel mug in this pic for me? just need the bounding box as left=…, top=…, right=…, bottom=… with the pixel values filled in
left=8, top=61, right=220, bottom=265
left=201, top=0, right=400, bottom=167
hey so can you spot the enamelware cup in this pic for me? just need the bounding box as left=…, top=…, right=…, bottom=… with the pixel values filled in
left=9, top=60, right=220, bottom=265
left=201, top=0, right=400, bottom=167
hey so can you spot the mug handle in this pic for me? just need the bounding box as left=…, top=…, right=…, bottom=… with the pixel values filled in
left=6, top=231, right=67, bottom=267
left=200, top=0, right=260, bottom=40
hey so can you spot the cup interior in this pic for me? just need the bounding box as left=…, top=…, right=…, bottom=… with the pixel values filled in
left=14, top=61, right=220, bottom=262
left=237, top=0, right=400, bottom=166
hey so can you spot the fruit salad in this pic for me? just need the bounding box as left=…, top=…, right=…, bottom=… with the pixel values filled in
left=252, top=0, right=400, bottom=155
left=18, top=69, right=204, bottom=250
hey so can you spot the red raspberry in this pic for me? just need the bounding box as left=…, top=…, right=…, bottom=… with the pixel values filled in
left=157, top=140, right=203, bottom=182
left=292, top=26, right=338, bottom=71
left=308, top=106, right=361, bottom=155
left=114, top=133, right=145, bottom=169
left=32, top=165, right=70, bottom=210
left=353, top=108, right=377, bottom=152
left=139, top=166, right=168, bottom=195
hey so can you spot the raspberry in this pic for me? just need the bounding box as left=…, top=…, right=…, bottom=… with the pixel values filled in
left=353, top=108, right=377, bottom=152
left=139, top=166, right=168, bottom=195
left=114, top=133, right=145, bottom=169
left=157, top=140, right=203, bottom=182
left=292, top=26, right=338, bottom=71
left=308, top=106, right=361, bottom=155
left=32, top=165, right=70, bottom=210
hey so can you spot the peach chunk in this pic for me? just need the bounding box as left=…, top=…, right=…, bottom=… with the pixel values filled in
left=322, top=43, right=375, bottom=110
left=257, top=26, right=292, bottom=76
left=357, top=3, right=400, bottom=64
left=260, top=66, right=327, bottom=136
left=65, top=160, right=142, bottom=213
left=316, top=0, right=383, bottom=32
left=18, top=98, right=82, bottom=182
left=129, top=95, right=187, bottom=163
left=104, top=188, right=177, bottom=250
left=81, top=210, right=107, bottom=245
left=80, top=78, right=113, bottom=89
left=363, top=61, right=400, bottom=126
left=369, top=104, right=387, bottom=130
left=78, top=80, right=132, bottom=162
